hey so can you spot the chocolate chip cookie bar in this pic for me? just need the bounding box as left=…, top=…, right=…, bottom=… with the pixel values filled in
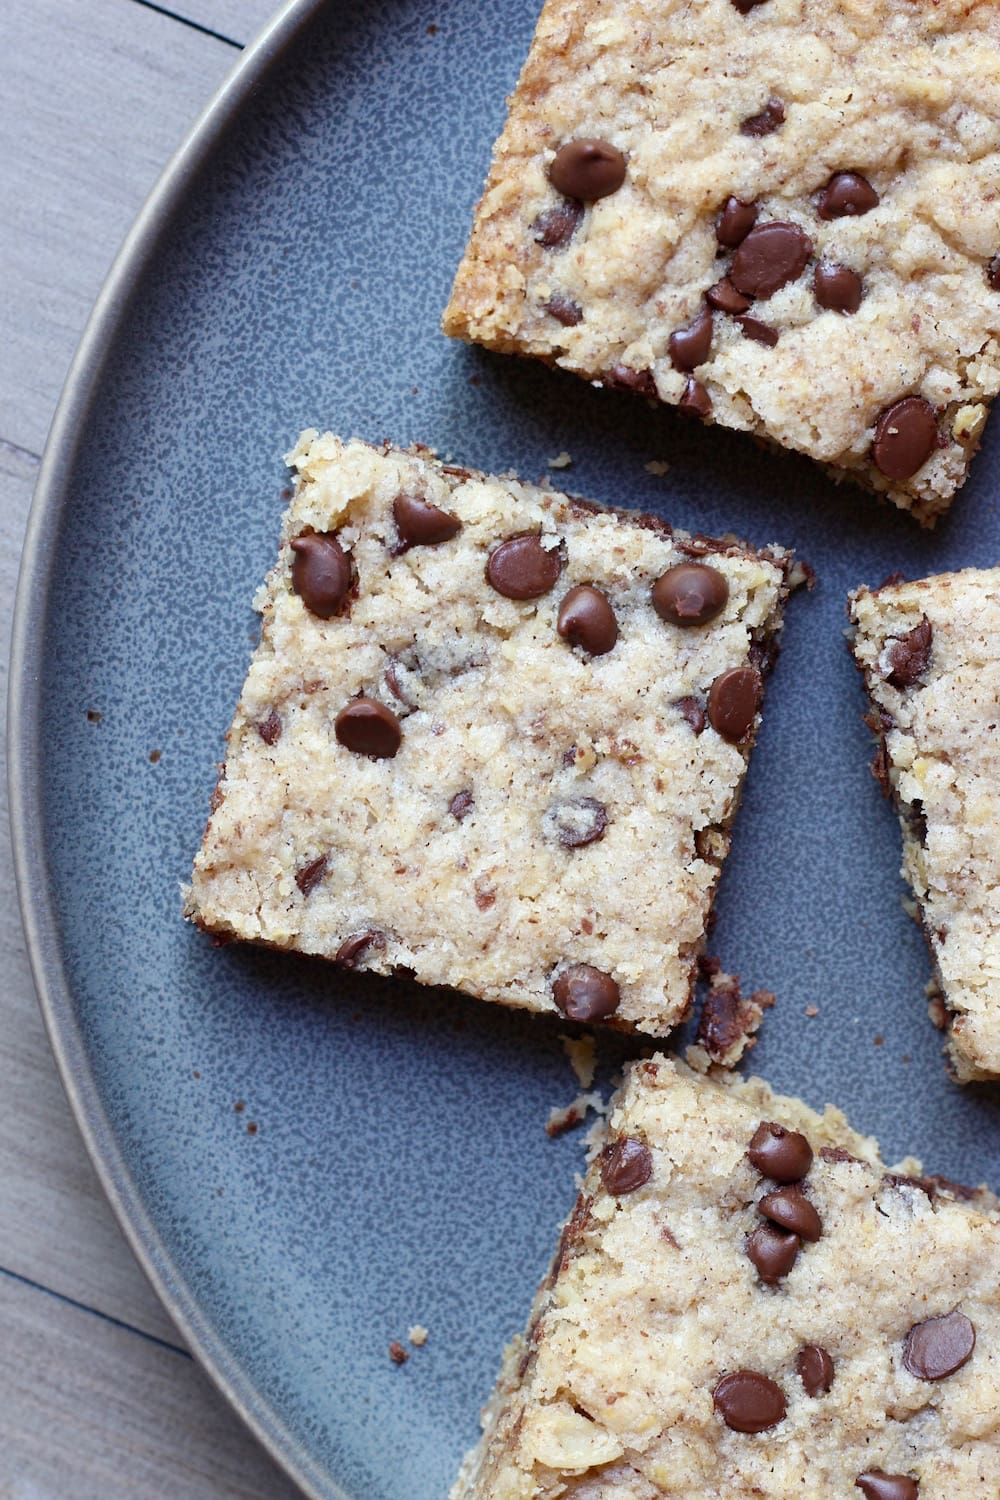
left=850, top=569, right=1000, bottom=1082
left=186, top=435, right=796, bottom=1035
left=453, top=1056, right=1000, bottom=1499
left=443, top=0, right=1000, bottom=524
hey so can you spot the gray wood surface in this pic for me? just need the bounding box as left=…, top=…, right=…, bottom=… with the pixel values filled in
left=1, top=1274, right=298, bottom=1500
left=144, top=0, right=279, bottom=45
left=2, top=0, right=303, bottom=1493
left=0, top=0, right=275, bottom=457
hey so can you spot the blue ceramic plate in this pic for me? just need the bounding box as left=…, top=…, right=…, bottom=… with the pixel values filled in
left=11, top=1, right=1000, bottom=1496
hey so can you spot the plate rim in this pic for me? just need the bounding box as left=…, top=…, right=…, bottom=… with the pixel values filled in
left=8, top=3, right=342, bottom=1495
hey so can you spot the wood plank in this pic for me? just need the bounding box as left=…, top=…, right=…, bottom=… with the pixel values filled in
left=130, top=0, right=282, bottom=47
left=0, top=0, right=240, bottom=456
left=0, top=444, right=186, bottom=1345
left=0, top=1273, right=301, bottom=1499
left=0, top=5, right=309, bottom=1490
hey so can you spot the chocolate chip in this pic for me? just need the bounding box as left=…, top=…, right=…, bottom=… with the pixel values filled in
left=922, top=1172, right=980, bottom=1202
left=675, top=533, right=729, bottom=558
left=549, top=139, right=626, bottom=201
left=708, top=666, right=761, bottom=741
left=885, top=617, right=932, bottom=688
left=335, top=929, right=385, bottom=968
left=818, top=171, right=879, bottom=219
left=557, top=584, right=618, bottom=654
left=716, top=197, right=759, bottom=248
left=606, top=363, right=657, bottom=398
left=730, top=0, right=770, bottom=10
left=545, top=797, right=608, bottom=848
left=675, top=696, right=706, bottom=734
left=856, top=1473, right=919, bottom=1500
left=669, top=307, right=714, bottom=371
left=487, top=534, right=563, bottom=599
left=713, top=1371, right=786, bottom=1433
left=545, top=1104, right=584, bottom=1138
left=814, top=262, right=863, bottom=314
left=740, top=98, right=785, bottom=136
left=335, top=697, right=402, bottom=758
left=533, top=198, right=584, bottom=248
left=290, top=533, right=352, bottom=618
left=600, top=1137, right=653, bottom=1195
left=865, top=719, right=896, bottom=773
left=384, top=661, right=415, bottom=708
left=873, top=397, right=938, bottom=480
left=758, top=1186, right=822, bottom=1241
left=737, top=314, right=779, bottom=347
left=903, top=1309, right=975, bottom=1381
left=748, top=1121, right=814, bottom=1182
left=988, top=254, right=1000, bottom=291
left=546, top=294, right=583, bottom=326
left=870, top=736, right=890, bottom=793
left=885, top=1169, right=937, bottom=1202
left=820, top=1145, right=860, bottom=1165
left=797, top=1345, right=835, bottom=1397
left=295, top=855, right=327, bottom=896
left=393, top=492, right=462, bottom=549
left=730, top=222, right=812, bottom=299
left=678, top=377, right=712, bottom=420
left=257, top=710, right=281, bottom=746
left=706, top=277, right=750, bottom=314
left=449, top=789, right=474, bottom=821
left=652, top=563, right=729, bottom=626
left=552, top=964, right=620, bottom=1022
left=746, top=1223, right=800, bottom=1282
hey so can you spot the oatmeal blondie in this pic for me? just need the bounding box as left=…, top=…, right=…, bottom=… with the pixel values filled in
left=185, top=435, right=796, bottom=1036
left=850, top=568, right=1000, bottom=1082
left=444, top=0, right=1000, bottom=523
left=454, top=1056, right=1000, bottom=1498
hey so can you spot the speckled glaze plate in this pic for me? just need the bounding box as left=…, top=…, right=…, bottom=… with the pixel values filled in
left=10, top=2, right=1000, bottom=1496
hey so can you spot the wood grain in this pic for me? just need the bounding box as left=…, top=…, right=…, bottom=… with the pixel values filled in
left=131, top=0, right=281, bottom=47
left=0, top=1272, right=300, bottom=1499
left=0, top=0, right=240, bottom=455
left=1, top=0, right=307, bottom=1493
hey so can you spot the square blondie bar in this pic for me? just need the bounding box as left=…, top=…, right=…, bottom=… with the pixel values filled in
left=454, top=1057, right=1000, bottom=1498
left=444, top=0, right=1000, bottom=523
left=186, top=435, right=795, bottom=1036
left=850, top=568, right=1000, bottom=1082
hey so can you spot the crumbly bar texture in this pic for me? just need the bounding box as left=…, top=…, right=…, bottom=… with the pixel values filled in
left=443, top=0, right=1000, bottom=524
left=453, top=1056, right=1000, bottom=1500
left=186, top=435, right=795, bottom=1036
left=850, top=568, right=1000, bottom=1083
left=685, top=962, right=774, bottom=1073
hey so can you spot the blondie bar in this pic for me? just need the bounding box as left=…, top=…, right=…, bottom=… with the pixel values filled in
left=187, top=438, right=797, bottom=1038
left=850, top=568, right=1000, bottom=1082
left=454, top=1057, right=1000, bottom=1497
left=444, top=0, right=1000, bottom=523
left=186, top=436, right=795, bottom=1036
